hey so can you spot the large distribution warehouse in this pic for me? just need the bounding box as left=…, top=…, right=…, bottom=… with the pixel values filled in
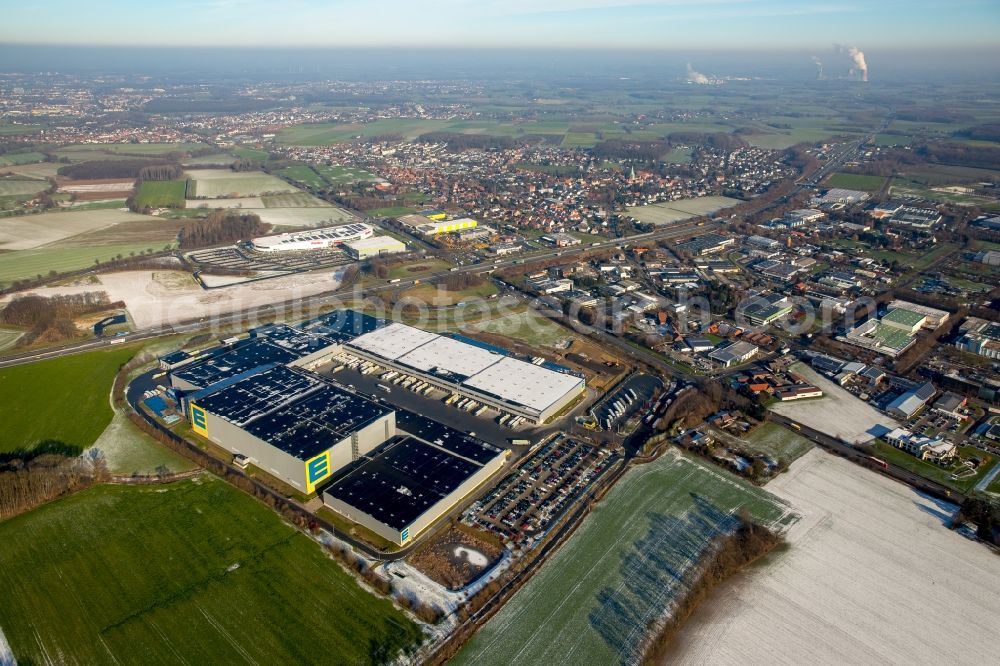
left=165, top=311, right=512, bottom=546
left=345, top=322, right=586, bottom=424
left=251, top=223, right=374, bottom=252
left=188, top=365, right=395, bottom=493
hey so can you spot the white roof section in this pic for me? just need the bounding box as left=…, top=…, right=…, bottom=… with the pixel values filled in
left=346, top=236, right=405, bottom=251
left=396, top=336, right=501, bottom=378
left=348, top=322, right=437, bottom=361
left=252, top=223, right=372, bottom=250
left=463, top=357, right=584, bottom=414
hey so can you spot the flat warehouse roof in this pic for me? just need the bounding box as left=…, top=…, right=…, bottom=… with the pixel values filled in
left=244, top=388, right=392, bottom=461
left=193, top=365, right=393, bottom=461
left=173, top=338, right=299, bottom=388
left=397, top=335, right=502, bottom=379
left=303, top=309, right=388, bottom=343
left=194, top=365, right=320, bottom=425
left=323, top=436, right=485, bottom=531
left=882, top=308, right=925, bottom=326
left=348, top=322, right=438, bottom=360
left=394, top=410, right=503, bottom=465
left=462, top=356, right=584, bottom=414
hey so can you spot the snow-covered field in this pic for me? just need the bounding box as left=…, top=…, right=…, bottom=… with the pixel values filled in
left=771, top=363, right=898, bottom=443
left=0, top=624, right=14, bottom=666
left=666, top=449, right=1000, bottom=665
left=0, top=269, right=343, bottom=329
left=0, top=209, right=157, bottom=251
left=454, top=452, right=796, bottom=666
left=185, top=196, right=264, bottom=209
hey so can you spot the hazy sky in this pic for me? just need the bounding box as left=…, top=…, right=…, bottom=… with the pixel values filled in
left=1, top=0, right=998, bottom=49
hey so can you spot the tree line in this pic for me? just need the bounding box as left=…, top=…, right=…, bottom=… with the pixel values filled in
left=417, top=132, right=522, bottom=151
left=0, top=450, right=110, bottom=520
left=1, top=291, right=122, bottom=346
left=640, top=515, right=783, bottom=665
left=57, top=158, right=179, bottom=180
left=178, top=210, right=268, bottom=249
left=137, top=164, right=183, bottom=182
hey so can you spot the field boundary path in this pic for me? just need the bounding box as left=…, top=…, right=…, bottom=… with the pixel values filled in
left=109, top=469, right=203, bottom=485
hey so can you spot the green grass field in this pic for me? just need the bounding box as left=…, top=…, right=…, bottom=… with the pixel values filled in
left=872, top=441, right=998, bottom=494
left=277, top=118, right=452, bottom=145
left=0, top=242, right=174, bottom=288
left=57, top=142, right=206, bottom=156
left=385, top=258, right=452, bottom=279
left=0, top=151, right=46, bottom=166
left=0, top=344, right=141, bottom=454
left=276, top=165, right=327, bottom=190
left=0, top=124, right=42, bottom=136
left=561, top=132, right=599, bottom=148
left=232, top=146, right=270, bottom=161
left=468, top=310, right=571, bottom=347
left=0, top=476, right=424, bottom=664
left=741, top=422, right=813, bottom=462
left=401, top=281, right=498, bottom=307
left=134, top=180, right=187, bottom=208
left=455, top=451, right=796, bottom=666
left=366, top=206, right=417, bottom=218
left=824, top=172, right=886, bottom=192
left=314, top=164, right=381, bottom=186
left=0, top=179, right=48, bottom=196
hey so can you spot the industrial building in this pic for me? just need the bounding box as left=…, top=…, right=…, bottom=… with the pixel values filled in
left=323, top=429, right=507, bottom=547
left=675, top=233, right=735, bottom=256
left=188, top=365, right=396, bottom=493
left=162, top=309, right=512, bottom=546
left=886, top=382, right=937, bottom=420
left=955, top=318, right=1000, bottom=360
left=251, top=223, right=374, bottom=252
left=417, top=217, right=477, bottom=235
left=880, top=307, right=927, bottom=336
left=887, top=300, right=949, bottom=329
left=345, top=322, right=586, bottom=424
left=842, top=319, right=916, bottom=358
left=344, top=235, right=406, bottom=259
left=708, top=341, right=759, bottom=367
left=739, top=293, right=793, bottom=326
left=170, top=323, right=343, bottom=391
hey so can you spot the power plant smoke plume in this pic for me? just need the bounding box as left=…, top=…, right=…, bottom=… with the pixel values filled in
left=811, top=55, right=824, bottom=80
left=834, top=44, right=868, bottom=81
left=685, top=62, right=710, bottom=85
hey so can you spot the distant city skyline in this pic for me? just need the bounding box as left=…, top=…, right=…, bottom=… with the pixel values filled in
left=1, top=0, right=998, bottom=49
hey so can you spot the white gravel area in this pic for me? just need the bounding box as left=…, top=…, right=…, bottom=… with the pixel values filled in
left=770, top=362, right=899, bottom=443
left=666, top=449, right=1000, bottom=666
left=0, top=269, right=343, bottom=329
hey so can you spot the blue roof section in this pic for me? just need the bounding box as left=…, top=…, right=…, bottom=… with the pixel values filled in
left=540, top=361, right=582, bottom=377
left=160, top=350, right=191, bottom=365
left=171, top=338, right=299, bottom=389
left=301, top=309, right=389, bottom=343
left=143, top=395, right=169, bottom=417
left=448, top=333, right=510, bottom=357
left=185, top=363, right=281, bottom=403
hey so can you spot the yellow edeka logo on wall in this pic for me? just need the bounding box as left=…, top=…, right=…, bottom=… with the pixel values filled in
left=190, top=404, right=209, bottom=438
left=304, top=451, right=332, bottom=494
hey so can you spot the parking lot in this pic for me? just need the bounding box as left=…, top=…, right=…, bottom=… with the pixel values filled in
left=591, top=373, right=662, bottom=431
left=187, top=244, right=354, bottom=275
left=463, top=436, right=615, bottom=548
